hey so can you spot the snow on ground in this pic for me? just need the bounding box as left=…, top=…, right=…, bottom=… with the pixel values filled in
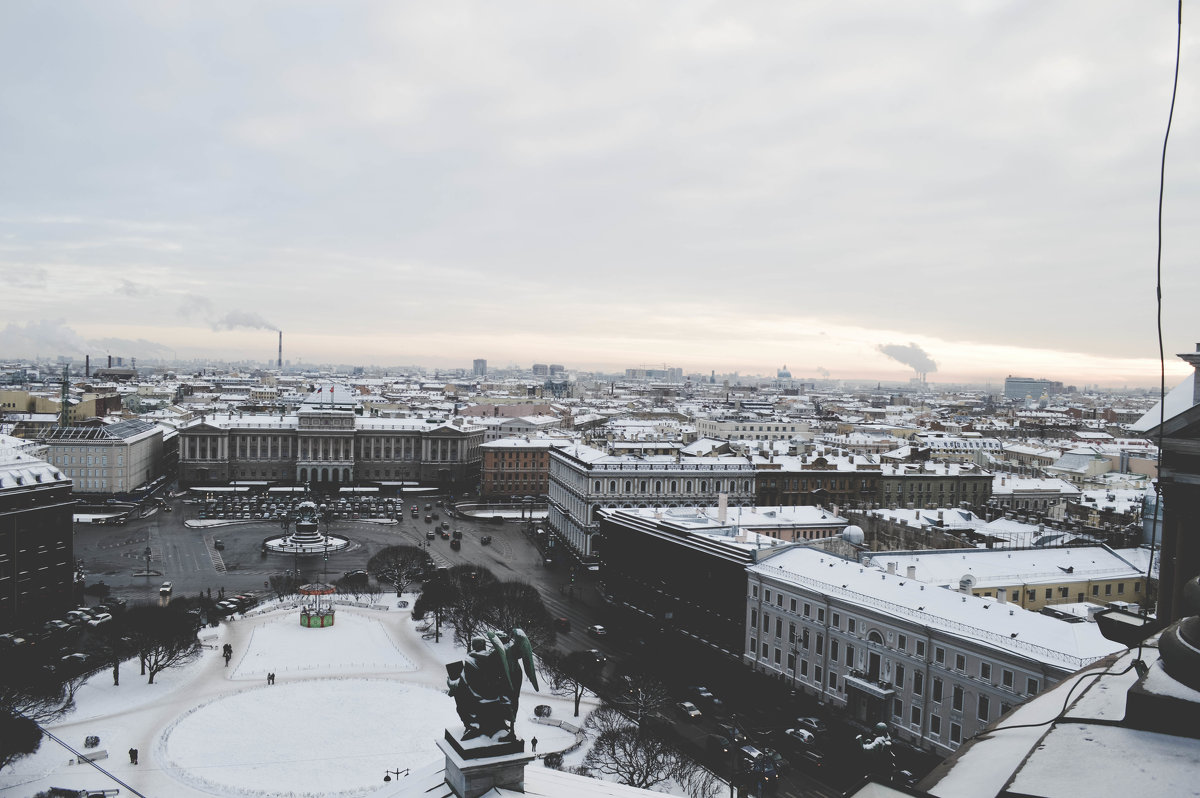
left=0, top=603, right=596, bottom=798
left=231, top=611, right=416, bottom=679
left=161, top=679, right=456, bottom=798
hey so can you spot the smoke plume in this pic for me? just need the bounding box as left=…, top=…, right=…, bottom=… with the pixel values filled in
left=211, top=310, right=277, bottom=332
left=877, top=342, right=938, bottom=375
left=815, top=366, right=831, bottom=377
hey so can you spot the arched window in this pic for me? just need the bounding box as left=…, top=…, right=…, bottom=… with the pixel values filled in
left=670, top=480, right=678, bottom=492
left=624, top=480, right=632, bottom=493
left=639, top=480, right=647, bottom=492
left=700, top=480, right=708, bottom=492
left=594, top=480, right=601, bottom=492
left=609, top=480, right=617, bottom=492
left=686, top=480, right=693, bottom=492
left=744, top=480, right=751, bottom=492
left=654, top=480, right=662, bottom=493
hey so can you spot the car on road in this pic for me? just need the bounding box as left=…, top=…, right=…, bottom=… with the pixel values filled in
left=794, top=716, right=828, bottom=734
left=582, top=649, right=608, bottom=667
left=426, top=530, right=436, bottom=540
left=213, top=538, right=225, bottom=550
left=480, top=535, right=492, bottom=545
left=587, top=624, right=607, bottom=637
left=343, top=570, right=369, bottom=581
left=160, top=581, right=173, bottom=595
left=554, top=617, right=571, bottom=632
left=793, top=747, right=824, bottom=768
left=783, top=727, right=816, bottom=746
left=450, top=538, right=461, bottom=551
left=676, top=701, right=702, bottom=721
left=717, top=722, right=747, bottom=744
left=706, top=734, right=732, bottom=756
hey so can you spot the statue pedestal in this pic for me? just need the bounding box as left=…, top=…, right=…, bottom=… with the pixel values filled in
left=438, top=731, right=534, bottom=798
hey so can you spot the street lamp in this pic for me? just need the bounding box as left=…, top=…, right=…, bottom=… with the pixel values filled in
left=383, top=767, right=409, bottom=782
left=144, top=547, right=152, bottom=577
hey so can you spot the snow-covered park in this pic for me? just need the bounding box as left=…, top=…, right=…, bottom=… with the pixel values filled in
left=0, top=600, right=593, bottom=798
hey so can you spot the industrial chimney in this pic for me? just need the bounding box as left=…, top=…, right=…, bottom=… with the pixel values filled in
left=278, top=330, right=283, bottom=369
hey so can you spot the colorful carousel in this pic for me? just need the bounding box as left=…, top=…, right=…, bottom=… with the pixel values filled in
left=298, top=582, right=336, bottom=628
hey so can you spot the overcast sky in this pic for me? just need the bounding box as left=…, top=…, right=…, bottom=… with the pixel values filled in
left=1, top=2, right=1197, bottom=386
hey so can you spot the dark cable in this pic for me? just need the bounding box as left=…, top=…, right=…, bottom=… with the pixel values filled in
left=34, top=724, right=151, bottom=798
left=1149, top=0, right=1182, bottom=607
left=973, top=654, right=1140, bottom=739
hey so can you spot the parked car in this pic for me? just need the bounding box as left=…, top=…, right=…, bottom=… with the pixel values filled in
left=794, top=716, right=828, bottom=734
left=783, top=728, right=816, bottom=746
left=677, top=701, right=702, bottom=721
left=86, top=613, right=113, bottom=627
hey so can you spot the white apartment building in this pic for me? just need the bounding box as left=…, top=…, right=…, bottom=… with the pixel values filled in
left=694, top=418, right=811, bottom=443
left=744, top=548, right=1121, bottom=756
left=547, top=444, right=756, bottom=561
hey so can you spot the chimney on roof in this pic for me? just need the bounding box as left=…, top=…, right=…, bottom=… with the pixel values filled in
left=907, top=565, right=917, bottom=579
left=887, top=562, right=896, bottom=575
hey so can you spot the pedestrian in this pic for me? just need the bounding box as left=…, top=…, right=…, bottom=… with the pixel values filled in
left=129, top=748, right=138, bottom=765
left=531, top=737, right=538, bottom=752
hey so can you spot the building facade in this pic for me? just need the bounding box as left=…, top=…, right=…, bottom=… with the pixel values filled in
left=0, top=446, right=75, bottom=630
left=43, top=419, right=164, bottom=495
left=178, top=408, right=484, bottom=489
left=745, top=548, right=1120, bottom=756
left=547, top=445, right=756, bottom=561
left=480, top=438, right=556, bottom=498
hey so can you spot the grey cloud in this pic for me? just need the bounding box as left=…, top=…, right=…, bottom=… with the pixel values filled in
left=1, top=319, right=88, bottom=356
left=877, top=343, right=938, bottom=376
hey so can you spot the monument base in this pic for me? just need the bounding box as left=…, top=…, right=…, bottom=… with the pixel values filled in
left=438, top=732, right=535, bottom=798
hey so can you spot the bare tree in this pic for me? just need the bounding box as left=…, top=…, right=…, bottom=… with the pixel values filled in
left=482, top=580, right=555, bottom=652
left=268, top=573, right=299, bottom=602
left=123, top=606, right=202, bottom=684
left=539, top=648, right=599, bottom=717
left=335, top=576, right=366, bottom=602
left=367, top=545, right=428, bottom=597
left=360, top=578, right=383, bottom=605
left=0, top=648, right=84, bottom=771
left=671, top=758, right=724, bottom=798
left=583, top=725, right=680, bottom=791
left=607, top=671, right=671, bottom=734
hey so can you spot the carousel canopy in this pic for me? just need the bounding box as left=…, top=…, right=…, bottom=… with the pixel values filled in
left=298, top=583, right=336, bottom=595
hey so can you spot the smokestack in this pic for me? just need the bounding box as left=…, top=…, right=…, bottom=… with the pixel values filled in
left=278, top=330, right=283, bottom=369
left=107, top=355, right=112, bottom=368
left=85, top=355, right=90, bottom=377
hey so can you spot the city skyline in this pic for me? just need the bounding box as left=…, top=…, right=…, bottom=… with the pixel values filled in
left=2, top=3, right=1197, bottom=388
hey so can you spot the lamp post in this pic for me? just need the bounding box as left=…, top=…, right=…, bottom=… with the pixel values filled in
left=383, top=767, right=409, bottom=782
left=144, top=547, right=152, bottom=577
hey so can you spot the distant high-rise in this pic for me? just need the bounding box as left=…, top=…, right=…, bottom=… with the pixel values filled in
left=1004, top=375, right=1063, bottom=401
left=549, top=364, right=565, bottom=376
left=532, top=363, right=549, bottom=376
left=473, top=359, right=487, bottom=377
